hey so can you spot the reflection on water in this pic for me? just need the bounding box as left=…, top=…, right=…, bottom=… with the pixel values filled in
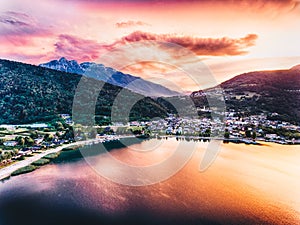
left=0, top=138, right=300, bottom=225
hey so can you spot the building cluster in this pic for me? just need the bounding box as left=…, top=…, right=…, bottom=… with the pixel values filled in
left=135, top=112, right=300, bottom=144
left=0, top=121, right=73, bottom=165
left=147, top=115, right=223, bottom=137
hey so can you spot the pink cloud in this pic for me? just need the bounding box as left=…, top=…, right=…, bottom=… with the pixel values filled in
left=0, top=11, right=53, bottom=46
left=53, top=34, right=112, bottom=62
left=115, top=20, right=150, bottom=28
left=115, top=31, right=258, bottom=56
left=0, top=30, right=258, bottom=65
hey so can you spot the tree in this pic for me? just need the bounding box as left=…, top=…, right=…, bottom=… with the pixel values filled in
left=252, top=131, right=257, bottom=140
left=0, top=139, right=6, bottom=145
left=44, top=128, right=50, bottom=132
left=25, top=137, right=34, bottom=146
left=12, top=149, right=19, bottom=156
left=224, top=132, right=230, bottom=139
left=63, top=128, right=74, bottom=140
left=30, top=131, right=38, bottom=139
left=3, top=151, right=12, bottom=160
left=44, top=133, right=54, bottom=142
left=55, top=122, right=64, bottom=131
left=55, top=131, right=61, bottom=138
left=245, top=130, right=252, bottom=138
left=204, top=129, right=211, bottom=137
left=15, top=136, right=25, bottom=146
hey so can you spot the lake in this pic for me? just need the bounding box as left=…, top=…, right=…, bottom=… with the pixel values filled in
left=0, top=138, right=299, bottom=225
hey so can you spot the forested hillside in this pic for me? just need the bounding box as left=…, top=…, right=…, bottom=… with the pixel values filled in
left=0, top=59, right=168, bottom=124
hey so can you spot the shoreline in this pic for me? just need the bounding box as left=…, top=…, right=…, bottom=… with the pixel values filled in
left=155, top=135, right=300, bottom=145
left=0, top=135, right=131, bottom=181
left=1, top=135, right=297, bottom=181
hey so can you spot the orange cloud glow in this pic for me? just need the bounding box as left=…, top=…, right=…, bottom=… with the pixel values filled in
left=116, top=31, right=258, bottom=56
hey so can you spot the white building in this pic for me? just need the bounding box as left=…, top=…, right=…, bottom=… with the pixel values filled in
left=3, top=141, right=18, bottom=147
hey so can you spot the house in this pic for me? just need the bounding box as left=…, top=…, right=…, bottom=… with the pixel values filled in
left=265, top=134, right=278, bottom=140
left=19, top=148, right=32, bottom=156
left=60, top=114, right=71, bottom=119
left=31, top=146, right=42, bottom=151
left=3, top=141, right=18, bottom=147
left=34, top=138, right=44, bottom=145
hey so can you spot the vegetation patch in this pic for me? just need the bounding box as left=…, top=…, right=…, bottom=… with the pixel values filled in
left=43, top=152, right=60, bottom=160
left=32, top=158, right=50, bottom=166
left=11, top=165, right=37, bottom=176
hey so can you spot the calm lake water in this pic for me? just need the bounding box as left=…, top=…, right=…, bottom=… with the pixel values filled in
left=0, top=138, right=300, bottom=225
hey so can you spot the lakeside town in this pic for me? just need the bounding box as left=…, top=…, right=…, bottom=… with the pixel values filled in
left=0, top=112, right=300, bottom=173
left=149, top=111, right=300, bottom=144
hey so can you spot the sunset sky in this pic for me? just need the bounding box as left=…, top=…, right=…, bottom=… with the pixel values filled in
left=1, top=0, right=300, bottom=91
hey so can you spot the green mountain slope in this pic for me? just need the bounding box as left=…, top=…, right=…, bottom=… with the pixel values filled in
left=0, top=59, right=168, bottom=124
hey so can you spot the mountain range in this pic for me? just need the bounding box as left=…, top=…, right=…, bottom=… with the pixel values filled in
left=0, top=58, right=299, bottom=124
left=39, top=57, right=180, bottom=97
